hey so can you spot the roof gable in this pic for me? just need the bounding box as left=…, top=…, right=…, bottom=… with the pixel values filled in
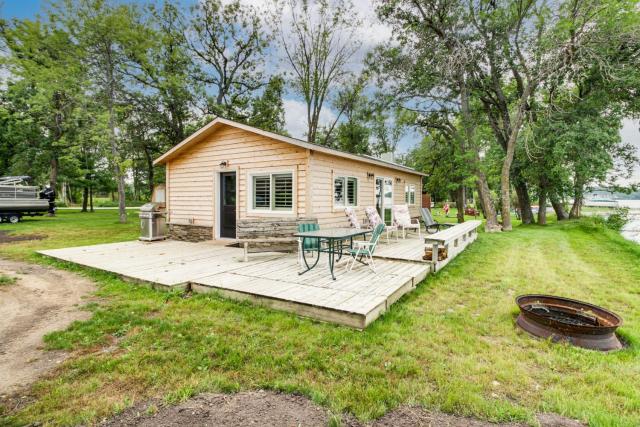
left=154, top=117, right=425, bottom=176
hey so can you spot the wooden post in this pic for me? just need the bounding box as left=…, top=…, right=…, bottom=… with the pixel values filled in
left=431, top=242, right=438, bottom=272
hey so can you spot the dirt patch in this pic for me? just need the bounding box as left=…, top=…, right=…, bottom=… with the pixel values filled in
left=371, top=406, right=525, bottom=426
left=373, top=406, right=583, bottom=427
left=102, top=391, right=585, bottom=427
left=0, top=230, right=46, bottom=243
left=101, top=391, right=345, bottom=427
left=536, top=414, right=585, bottom=427
left=0, top=258, right=95, bottom=397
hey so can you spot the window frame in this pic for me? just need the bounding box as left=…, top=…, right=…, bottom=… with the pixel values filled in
left=405, top=184, right=416, bottom=205
left=247, top=170, right=296, bottom=215
left=333, top=175, right=359, bottom=209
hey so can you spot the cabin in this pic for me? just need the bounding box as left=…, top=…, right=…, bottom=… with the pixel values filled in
left=154, top=117, right=425, bottom=242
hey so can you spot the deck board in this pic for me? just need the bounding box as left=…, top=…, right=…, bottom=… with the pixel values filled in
left=39, top=239, right=432, bottom=328
left=374, top=237, right=426, bottom=262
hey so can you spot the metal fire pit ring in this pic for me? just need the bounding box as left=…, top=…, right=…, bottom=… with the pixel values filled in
left=516, top=294, right=623, bottom=351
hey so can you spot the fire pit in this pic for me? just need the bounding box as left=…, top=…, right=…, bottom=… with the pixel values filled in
left=516, top=294, right=623, bottom=351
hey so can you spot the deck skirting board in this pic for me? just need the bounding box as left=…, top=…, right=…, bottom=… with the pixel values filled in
left=190, top=283, right=368, bottom=329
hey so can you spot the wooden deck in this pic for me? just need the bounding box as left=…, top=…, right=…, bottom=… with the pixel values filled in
left=374, top=235, right=425, bottom=263
left=375, top=224, right=480, bottom=272
left=39, top=240, right=429, bottom=329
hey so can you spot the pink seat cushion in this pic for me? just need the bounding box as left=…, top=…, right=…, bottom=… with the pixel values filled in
left=344, top=207, right=361, bottom=229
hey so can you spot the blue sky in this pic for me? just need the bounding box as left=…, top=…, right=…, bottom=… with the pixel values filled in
left=2, top=0, right=41, bottom=19
left=1, top=0, right=193, bottom=18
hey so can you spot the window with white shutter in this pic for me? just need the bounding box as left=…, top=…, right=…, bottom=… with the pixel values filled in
left=347, top=177, right=357, bottom=206
left=405, top=184, right=416, bottom=205
left=253, top=176, right=271, bottom=209
left=334, top=176, right=358, bottom=207
left=250, top=172, right=294, bottom=212
left=334, top=178, right=345, bottom=206
left=273, top=174, right=293, bottom=210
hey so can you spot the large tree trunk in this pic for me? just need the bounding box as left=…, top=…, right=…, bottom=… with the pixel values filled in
left=569, top=175, right=584, bottom=219
left=514, top=171, right=534, bottom=224
left=538, top=188, right=547, bottom=225
left=49, top=156, right=58, bottom=191
left=82, top=185, right=89, bottom=212
left=498, top=85, right=533, bottom=231
left=475, top=183, right=486, bottom=218
left=111, top=138, right=127, bottom=223
left=48, top=156, right=58, bottom=216
left=144, top=146, right=155, bottom=197
left=68, top=183, right=75, bottom=204
left=105, top=48, right=127, bottom=224
left=476, top=171, right=501, bottom=231
left=458, top=74, right=500, bottom=231
left=551, top=196, right=568, bottom=220
left=454, top=186, right=465, bottom=223
left=89, top=185, right=94, bottom=213
left=499, top=144, right=516, bottom=231
left=569, top=192, right=583, bottom=218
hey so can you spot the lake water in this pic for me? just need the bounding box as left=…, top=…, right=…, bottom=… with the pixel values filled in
left=621, top=214, right=640, bottom=244
left=618, top=200, right=640, bottom=209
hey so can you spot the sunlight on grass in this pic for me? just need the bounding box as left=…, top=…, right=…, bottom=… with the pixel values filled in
left=1, top=210, right=639, bottom=426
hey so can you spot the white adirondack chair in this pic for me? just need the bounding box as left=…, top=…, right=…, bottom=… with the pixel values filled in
left=364, top=206, right=398, bottom=243
left=393, top=204, right=422, bottom=239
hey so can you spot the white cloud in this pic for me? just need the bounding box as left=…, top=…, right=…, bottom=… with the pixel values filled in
left=283, top=98, right=337, bottom=140
left=352, top=0, right=392, bottom=48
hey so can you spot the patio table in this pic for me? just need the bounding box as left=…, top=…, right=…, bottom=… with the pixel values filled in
left=294, top=228, right=370, bottom=280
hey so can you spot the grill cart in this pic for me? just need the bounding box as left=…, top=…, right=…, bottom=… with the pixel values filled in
left=0, top=176, right=54, bottom=223
left=139, top=202, right=166, bottom=241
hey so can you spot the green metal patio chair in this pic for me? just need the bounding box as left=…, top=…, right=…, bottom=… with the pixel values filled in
left=345, top=223, right=385, bottom=273
left=297, top=222, right=320, bottom=265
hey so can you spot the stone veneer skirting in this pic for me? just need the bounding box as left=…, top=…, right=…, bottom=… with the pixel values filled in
left=168, top=224, right=212, bottom=242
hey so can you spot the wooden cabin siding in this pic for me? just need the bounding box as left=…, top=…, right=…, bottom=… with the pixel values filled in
left=308, top=151, right=423, bottom=228
left=166, top=125, right=307, bottom=232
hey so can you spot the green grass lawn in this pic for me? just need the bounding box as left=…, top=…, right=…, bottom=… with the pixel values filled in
left=1, top=210, right=639, bottom=426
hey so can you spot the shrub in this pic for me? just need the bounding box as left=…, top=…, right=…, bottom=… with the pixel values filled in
left=605, top=208, right=629, bottom=231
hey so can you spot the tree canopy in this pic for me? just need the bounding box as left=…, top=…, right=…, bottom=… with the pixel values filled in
left=0, top=0, right=637, bottom=229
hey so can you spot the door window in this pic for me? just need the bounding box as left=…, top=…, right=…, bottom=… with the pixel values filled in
left=376, top=177, right=393, bottom=225
left=223, top=174, right=236, bottom=205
